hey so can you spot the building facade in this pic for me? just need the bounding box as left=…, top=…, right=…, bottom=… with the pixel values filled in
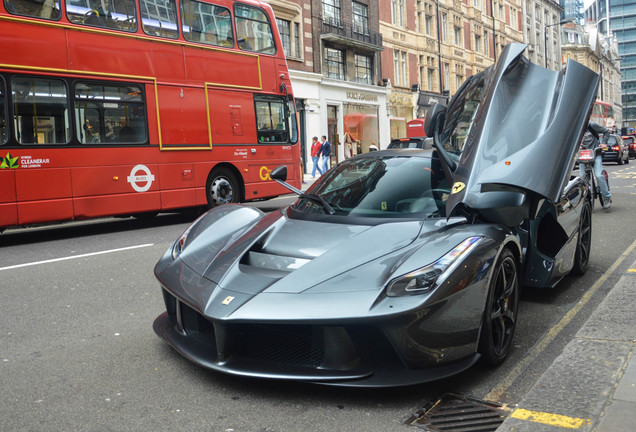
left=521, top=0, right=564, bottom=70
left=585, top=0, right=635, bottom=127
left=266, top=0, right=389, bottom=172
left=378, top=0, right=525, bottom=140
left=561, top=22, right=623, bottom=128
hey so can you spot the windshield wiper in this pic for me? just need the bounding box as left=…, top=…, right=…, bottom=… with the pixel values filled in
left=299, top=193, right=335, bottom=215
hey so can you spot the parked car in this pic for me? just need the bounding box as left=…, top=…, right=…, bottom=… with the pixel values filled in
left=387, top=136, right=433, bottom=149
left=622, top=135, right=636, bottom=159
left=601, top=134, right=629, bottom=164
left=153, top=43, right=597, bottom=387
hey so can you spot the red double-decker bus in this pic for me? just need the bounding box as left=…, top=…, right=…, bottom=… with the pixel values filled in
left=0, top=0, right=300, bottom=231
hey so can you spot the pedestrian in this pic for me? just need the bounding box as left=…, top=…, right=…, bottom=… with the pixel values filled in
left=320, top=135, right=331, bottom=173
left=310, top=136, right=323, bottom=178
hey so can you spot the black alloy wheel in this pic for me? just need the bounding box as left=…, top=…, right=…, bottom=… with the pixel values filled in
left=206, top=167, right=241, bottom=208
left=571, top=199, right=592, bottom=275
left=478, top=249, right=519, bottom=366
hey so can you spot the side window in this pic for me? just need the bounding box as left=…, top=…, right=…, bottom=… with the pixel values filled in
left=234, top=4, right=276, bottom=54
left=441, top=74, right=484, bottom=155
left=4, top=0, right=62, bottom=20
left=11, top=77, right=70, bottom=145
left=66, top=0, right=138, bottom=32
left=181, top=0, right=234, bottom=47
left=0, top=80, right=6, bottom=145
left=255, top=95, right=290, bottom=143
left=140, top=0, right=179, bottom=39
left=74, top=82, right=147, bottom=144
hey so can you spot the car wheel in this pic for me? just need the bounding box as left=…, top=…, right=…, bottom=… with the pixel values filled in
left=478, top=249, right=519, bottom=366
left=206, top=167, right=241, bottom=208
left=571, top=199, right=592, bottom=275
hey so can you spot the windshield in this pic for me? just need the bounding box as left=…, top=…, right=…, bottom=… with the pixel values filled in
left=293, top=155, right=451, bottom=218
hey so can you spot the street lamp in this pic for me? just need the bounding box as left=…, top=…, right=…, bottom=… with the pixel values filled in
left=544, top=20, right=573, bottom=68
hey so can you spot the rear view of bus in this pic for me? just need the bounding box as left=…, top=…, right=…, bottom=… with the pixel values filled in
left=0, top=0, right=300, bottom=231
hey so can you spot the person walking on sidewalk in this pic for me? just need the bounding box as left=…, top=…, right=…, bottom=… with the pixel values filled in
left=310, top=136, right=323, bottom=178
left=320, top=135, right=331, bottom=174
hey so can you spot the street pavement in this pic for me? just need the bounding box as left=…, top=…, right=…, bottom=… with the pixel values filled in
left=499, top=252, right=636, bottom=431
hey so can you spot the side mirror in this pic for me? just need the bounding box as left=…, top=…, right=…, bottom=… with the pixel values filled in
left=424, top=103, right=446, bottom=137
left=270, top=165, right=287, bottom=182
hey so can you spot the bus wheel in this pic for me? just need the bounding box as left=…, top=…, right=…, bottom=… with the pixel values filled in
left=206, top=168, right=240, bottom=208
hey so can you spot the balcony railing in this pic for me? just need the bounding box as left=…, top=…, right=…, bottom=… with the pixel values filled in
left=321, top=18, right=383, bottom=50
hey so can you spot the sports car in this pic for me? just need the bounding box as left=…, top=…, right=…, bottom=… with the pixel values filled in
left=153, top=44, right=598, bottom=387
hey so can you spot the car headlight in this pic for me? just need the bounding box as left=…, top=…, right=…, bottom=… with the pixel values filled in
left=386, top=236, right=482, bottom=297
left=171, top=213, right=207, bottom=260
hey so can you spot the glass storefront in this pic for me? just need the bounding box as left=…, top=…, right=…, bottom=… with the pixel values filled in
left=343, top=103, right=379, bottom=155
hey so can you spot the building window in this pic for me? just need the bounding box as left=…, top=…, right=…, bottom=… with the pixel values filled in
left=427, top=68, right=434, bottom=91
left=443, top=62, right=450, bottom=91
left=293, top=22, right=300, bottom=58
left=441, top=13, right=447, bottom=41
left=393, top=50, right=407, bottom=87
left=401, top=51, right=407, bottom=86
left=355, top=54, right=372, bottom=85
left=325, top=47, right=344, bottom=80
left=475, top=34, right=481, bottom=53
left=392, top=0, right=405, bottom=27
left=277, top=19, right=291, bottom=57
left=322, top=0, right=341, bottom=26
left=352, top=2, right=368, bottom=35
left=425, top=15, right=432, bottom=35
left=484, top=30, right=489, bottom=56
left=454, top=26, right=461, bottom=45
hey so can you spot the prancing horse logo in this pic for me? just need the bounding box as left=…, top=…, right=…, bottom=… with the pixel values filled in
left=451, top=182, right=465, bottom=194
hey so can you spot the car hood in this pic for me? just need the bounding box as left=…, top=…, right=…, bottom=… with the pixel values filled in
left=174, top=206, right=468, bottom=299
left=442, top=43, right=599, bottom=224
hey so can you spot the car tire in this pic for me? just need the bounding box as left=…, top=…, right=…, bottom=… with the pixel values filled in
left=571, top=199, right=592, bottom=275
left=478, top=248, right=519, bottom=366
left=206, top=167, right=241, bottom=208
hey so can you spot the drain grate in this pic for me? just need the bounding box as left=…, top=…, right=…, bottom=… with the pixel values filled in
left=405, top=393, right=511, bottom=432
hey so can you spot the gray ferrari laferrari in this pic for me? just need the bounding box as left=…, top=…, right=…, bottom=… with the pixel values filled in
left=153, top=44, right=598, bottom=387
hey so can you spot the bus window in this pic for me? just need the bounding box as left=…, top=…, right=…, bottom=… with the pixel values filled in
left=11, top=77, right=70, bottom=145
left=74, top=82, right=147, bottom=144
left=66, top=0, right=138, bottom=32
left=0, top=81, right=6, bottom=145
left=234, top=4, right=276, bottom=55
left=181, top=0, right=233, bottom=47
left=140, top=0, right=178, bottom=39
left=255, top=95, right=291, bottom=143
left=4, top=0, right=62, bottom=20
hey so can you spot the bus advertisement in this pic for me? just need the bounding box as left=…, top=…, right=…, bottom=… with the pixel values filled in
left=0, top=0, right=300, bottom=231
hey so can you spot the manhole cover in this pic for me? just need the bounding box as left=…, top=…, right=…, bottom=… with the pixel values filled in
left=405, top=393, right=511, bottom=432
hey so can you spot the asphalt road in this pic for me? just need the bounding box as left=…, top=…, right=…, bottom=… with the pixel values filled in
left=1, top=161, right=635, bottom=432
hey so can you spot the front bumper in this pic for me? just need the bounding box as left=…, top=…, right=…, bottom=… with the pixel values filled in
left=153, top=289, right=480, bottom=387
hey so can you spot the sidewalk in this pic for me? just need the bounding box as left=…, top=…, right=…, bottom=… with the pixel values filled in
left=498, top=256, right=636, bottom=431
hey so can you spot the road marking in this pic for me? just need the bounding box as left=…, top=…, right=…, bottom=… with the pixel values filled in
left=486, top=237, right=636, bottom=401
left=510, top=408, right=590, bottom=429
left=0, top=244, right=154, bottom=272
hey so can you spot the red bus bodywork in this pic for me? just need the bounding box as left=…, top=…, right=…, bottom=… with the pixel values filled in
left=0, top=0, right=300, bottom=230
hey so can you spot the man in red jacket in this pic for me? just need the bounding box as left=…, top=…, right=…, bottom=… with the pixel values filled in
left=310, top=136, right=323, bottom=178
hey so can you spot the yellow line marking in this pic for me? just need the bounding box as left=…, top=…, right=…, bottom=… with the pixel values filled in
left=628, top=269, right=636, bottom=273
left=486, top=238, right=636, bottom=401
left=511, top=408, right=590, bottom=429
